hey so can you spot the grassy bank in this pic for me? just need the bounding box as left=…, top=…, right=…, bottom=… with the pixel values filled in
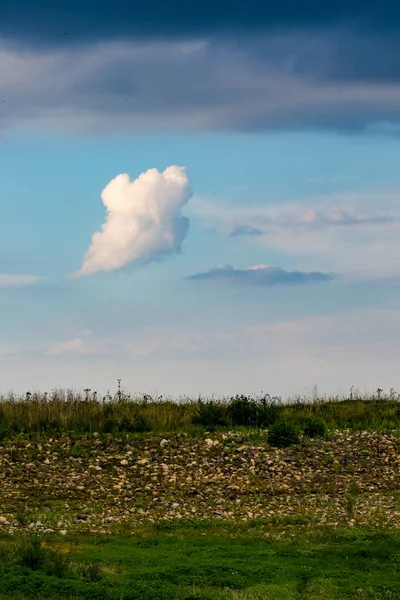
left=0, top=388, right=399, bottom=438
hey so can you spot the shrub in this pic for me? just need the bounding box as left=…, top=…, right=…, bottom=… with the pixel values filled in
left=257, top=395, right=282, bottom=427
left=132, top=415, right=152, bottom=433
left=77, top=561, right=103, bottom=582
left=267, top=420, right=299, bottom=448
left=302, top=418, right=326, bottom=438
left=17, top=536, right=45, bottom=570
left=44, top=550, right=71, bottom=578
left=227, top=394, right=281, bottom=428
left=227, top=395, right=259, bottom=426
left=118, top=417, right=136, bottom=432
left=15, top=510, right=27, bottom=527
left=0, top=408, right=8, bottom=439
left=103, top=418, right=117, bottom=433
left=194, top=400, right=227, bottom=429
left=75, top=420, right=92, bottom=434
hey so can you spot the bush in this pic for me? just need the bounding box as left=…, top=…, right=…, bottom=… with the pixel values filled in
left=75, top=421, right=92, bottom=434
left=132, top=415, right=152, bottom=433
left=44, top=550, right=71, bottom=578
left=17, top=536, right=45, bottom=570
left=194, top=401, right=227, bottom=429
left=267, top=420, right=299, bottom=448
left=118, top=417, right=136, bottom=432
left=257, top=395, right=281, bottom=427
left=302, top=418, right=326, bottom=438
left=0, top=408, right=8, bottom=439
left=102, top=418, right=117, bottom=433
left=227, top=395, right=259, bottom=426
left=227, top=394, right=281, bottom=427
left=77, top=561, right=103, bottom=582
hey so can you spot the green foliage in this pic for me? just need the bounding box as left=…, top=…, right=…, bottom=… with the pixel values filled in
left=193, top=401, right=227, bottom=429
left=16, top=536, right=45, bottom=570
left=0, top=387, right=398, bottom=437
left=102, top=415, right=150, bottom=434
left=102, top=418, right=117, bottom=433
left=302, top=417, right=326, bottom=438
left=131, top=415, right=152, bottom=433
left=267, top=420, right=299, bottom=448
left=76, top=561, right=103, bottom=582
left=44, top=551, right=70, bottom=578
left=257, top=394, right=282, bottom=426
left=0, top=527, right=399, bottom=599
left=117, top=417, right=136, bottom=433
left=15, top=511, right=27, bottom=527
left=227, top=394, right=281, bottom=428
left=0, top=408, right=9, bottom=441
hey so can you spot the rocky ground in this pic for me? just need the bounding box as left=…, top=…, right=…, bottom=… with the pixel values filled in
left=0, top=429, right=399, bottom=536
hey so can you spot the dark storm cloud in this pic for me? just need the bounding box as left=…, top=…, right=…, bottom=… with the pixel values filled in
left=1, top=0, right=399, bottom=48
left=187, top=265, right=337, bottom=286
left=1, top=8, right=400, bottom=135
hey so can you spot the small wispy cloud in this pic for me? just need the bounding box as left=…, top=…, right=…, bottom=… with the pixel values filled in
left=123, top=334, right=204, bottom=357
left=47, top=338, right=83, bottom=356
left=190, top=190, right=400, bottom=279
left=72, top=329, right=91, bottom=337
left=0, top=344, right=20, bottom=356
left=47, top=332, right=204, bottom=359
left=187, top=264, right=337, bottom=286
left=0, top=274, right=43, bottom=287
left=230, top=226, right=265, bottom=237
left=280, top=206, right=397, bottom=228
left=47, top=335, right=114, bottom=357
left=192, top=196, right=399, bottom=235
left=71, top=165, right=192, bottom=278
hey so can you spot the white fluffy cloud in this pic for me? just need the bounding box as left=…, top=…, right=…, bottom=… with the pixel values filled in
left=72, top=165, right=192, bottom=277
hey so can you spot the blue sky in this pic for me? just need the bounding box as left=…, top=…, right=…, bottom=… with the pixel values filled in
left=1, top=3, right=400, bottom=398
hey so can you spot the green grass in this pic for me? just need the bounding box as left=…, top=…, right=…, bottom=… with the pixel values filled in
left=0, top=388, right=399, bottom=598
left=0, top=387, right=399, bottom=439
left=0, top=524, right=399, bottom=599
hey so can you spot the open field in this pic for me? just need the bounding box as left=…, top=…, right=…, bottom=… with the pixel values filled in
left=0, top=390, right=399, bottom=598
left=0, top=524, right=399, bottom=599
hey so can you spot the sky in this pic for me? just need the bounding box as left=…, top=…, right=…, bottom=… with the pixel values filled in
left=1, top=1, right=400, bottom=400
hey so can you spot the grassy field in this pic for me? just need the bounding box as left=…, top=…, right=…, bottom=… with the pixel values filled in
left=0, top=389, right=399, bottom=598
left=0, top=523, right=399, bottom=599
left=0, top=387, right=399, bottom=437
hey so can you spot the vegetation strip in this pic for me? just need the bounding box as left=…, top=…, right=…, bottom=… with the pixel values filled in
left=0, top=391, right=399, bottom=598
